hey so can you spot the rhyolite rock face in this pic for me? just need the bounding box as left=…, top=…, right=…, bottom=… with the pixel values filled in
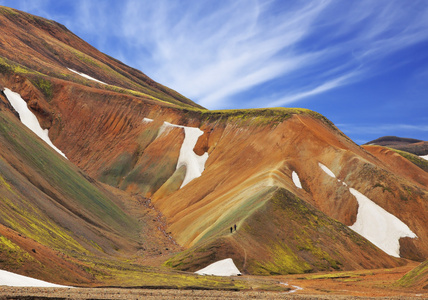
left=0, top=6, right=427, bottom=284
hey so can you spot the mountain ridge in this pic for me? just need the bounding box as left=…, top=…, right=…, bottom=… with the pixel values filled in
left=0, top=5, right=427, bottom=292
left=365, top=135, right=428, bottom=156
left=0, top=5, right=201, bottom=109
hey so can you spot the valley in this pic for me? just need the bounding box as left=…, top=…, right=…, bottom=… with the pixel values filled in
left=0, top=5, right=427, bottom=298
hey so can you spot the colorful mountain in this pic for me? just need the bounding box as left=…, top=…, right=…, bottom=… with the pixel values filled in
left=0, top=6, right=427, bottom=290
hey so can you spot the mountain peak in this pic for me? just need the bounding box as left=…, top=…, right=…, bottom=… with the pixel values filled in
left=0, top=5, right=201, bottom=109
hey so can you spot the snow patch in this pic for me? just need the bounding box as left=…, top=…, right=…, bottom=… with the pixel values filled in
left=348, top=188, right=417, bottom=257
left=292, top=171, right=302, bottom=189
left=157, top=121, right=208, bottom=188
left=3, top=88, right=67, bottom=159
left=142, top=117, right=153, bottom=123
left=318, top=162, right=336, bottom=178
left=156, top=121, right=175, bottom=138
left=420, top=154, right=428, bottom=161
left=195, top=258, right=241, bottom=276
left=68, top=68, right=107, bottom=85
left=0, top=269, right=71, bottom=288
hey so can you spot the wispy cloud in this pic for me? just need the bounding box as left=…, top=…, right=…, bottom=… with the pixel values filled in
left=263, top=71, right=358, bottom=107
left=106, top=0, right=428, bottom=109
left=112, top=0, right=331, bottom=108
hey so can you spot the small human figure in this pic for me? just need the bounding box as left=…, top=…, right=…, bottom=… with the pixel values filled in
left=230, top=227, right=233, bottom=233
left=234, top=224, right=237, bottom=231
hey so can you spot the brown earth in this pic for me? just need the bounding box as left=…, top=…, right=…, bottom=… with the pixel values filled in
left=362, top=145, right=428, bottom=188
left=0, top=263, right=426, bottom=299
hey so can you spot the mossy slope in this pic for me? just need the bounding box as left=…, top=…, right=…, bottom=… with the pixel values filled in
left=396, top=259, right=428, bottom=289
left=0, top=108, right=145, bottom=283
left=389, top=148, right=428, bottom=172
left=166, top=187, right=401, bottom=275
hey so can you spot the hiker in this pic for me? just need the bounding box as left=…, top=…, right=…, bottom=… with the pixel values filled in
left=234, top=224, right=237, bottom=231
left=230, top=227, right=233, bottom=233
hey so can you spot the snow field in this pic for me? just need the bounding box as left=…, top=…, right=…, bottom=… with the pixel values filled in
left=0, top=269, right=71, bottom=288
left=3, top=88, right=67, bottom=159
left=317, top=162, right=417, bottom=257
left=156, top=121, right=209, bottom=188
left=420, top=154, right=428, bottom=161
left=292, top=171, right=302, bottom=189
left=142, top=117, right=153, bottom=123
left=348, top=188, right=417, bottom=257
left=318, top=162, right=336, bottom=178
left=67, top=68, right=107, bottom=85
left=195, top=258, right=241, bottom=276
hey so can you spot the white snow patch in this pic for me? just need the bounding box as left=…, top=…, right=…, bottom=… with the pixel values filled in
left=178, top=126, right=209, bottom=188
left=156, top=121, right=175, bottom=138
left=348, top=188, right=417, bottom=257
left=292, top=171, right=302, bottom=189
left=3, top=88, right=67, bottom=159
left=318, top=162, right=336, bottom=178
left=420, top=154, right=428, bottom=161
left=68, top=68, right=107, bottom=85
left=195, top=258, right=241, bottom=276
left=142, top=117, right=153, bottom=123
left=157, top=121, right=208, bottom=188
left=0, top=269, right=71, bottom=287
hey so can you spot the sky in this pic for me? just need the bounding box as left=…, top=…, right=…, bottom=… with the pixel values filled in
left=1, top=0, right=428, bottom=144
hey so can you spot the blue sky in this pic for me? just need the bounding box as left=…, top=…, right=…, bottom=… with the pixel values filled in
left=1, top=0, right=428, bottom=144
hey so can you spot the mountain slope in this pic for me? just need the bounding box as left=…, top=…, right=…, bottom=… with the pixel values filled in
left=0, top=5, right=427, bottom=286
left=0, top=92, right=179, bottom=285
left=0, top=5, right=200, bottom=109
left=396, top=259, right=428, bottom=290
left=365, top=136, right=428, bottom=156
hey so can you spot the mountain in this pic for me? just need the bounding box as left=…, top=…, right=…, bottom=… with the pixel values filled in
left=0, top=6, right=427, bottom=288
left=396, top=259, right=428, bottom=290
left=365, top=136, right=428, bottom=156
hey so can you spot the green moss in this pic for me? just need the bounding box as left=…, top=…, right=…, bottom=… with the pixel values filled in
left=31, top=77, right=53, bottom=101
left=0, top=173, right=12, bottom=190
left=73, top=254, right=285, bottom=291
left=195, top=187, right=277, bottom=245
left=256, top=242, right=313, bottom=275
left=0, top=6, right=19, bottom=16
left=0, top=191, right=88, bottom=253
left=396, top=260, right=428, bottom=288
left=0, top=111, right=139, bottom=248
left=175, top=107, right=342, bottom=134
left=300, top=270, right=373, bottom=280
left=389, top=148, right=428, bottom=172
left=373, top=183, right=392, bottom=193
left=0, top=57, right=41, bottom=75
left=0, top=236, right=35, bottom=268
left=76, top=52, right=101, bottom=68
left=104, top=84, right=178, bottom=107
left=294, top=235, right=341, bottom=270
